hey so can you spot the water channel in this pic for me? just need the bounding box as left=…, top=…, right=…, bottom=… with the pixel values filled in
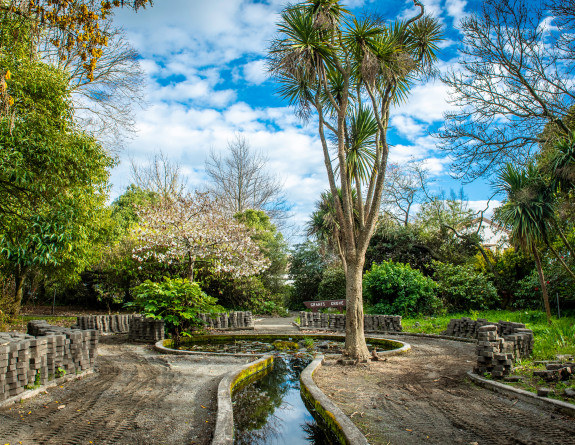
left=180, top=336, right=395, bottom=444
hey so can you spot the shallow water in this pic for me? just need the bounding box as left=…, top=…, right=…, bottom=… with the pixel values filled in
left=232, top=354, right=336, bottom=445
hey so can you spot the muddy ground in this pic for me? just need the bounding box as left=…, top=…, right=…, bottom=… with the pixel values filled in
left=315, top=335, right=575, bottom=445
left=0, top=335, right=252, bottom=445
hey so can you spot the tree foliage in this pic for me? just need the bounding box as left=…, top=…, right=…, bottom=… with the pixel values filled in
left=269, top=0, right=443, bottom=359
left=132, top=192, right=270, bottom=281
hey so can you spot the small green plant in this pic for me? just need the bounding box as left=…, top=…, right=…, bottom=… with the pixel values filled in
left=126, top=277, right=223, bottom=347
left=55, top=367, right=66, bottom=378
left=295, top=316, right=301, bottom=325
left=25, top=371, right=42, bottom=390
left=302, top=337, right=314, bottom=350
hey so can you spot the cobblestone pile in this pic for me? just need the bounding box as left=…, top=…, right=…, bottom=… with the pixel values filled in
left=198, top=311, right=254, bottom=329
left=74, top=315, right=135, bottom=333
left=0, top=321, right=98, bottom=402
left=299, top=312, right=402, bottom=333
left=128, top=316, right=165, bottom=342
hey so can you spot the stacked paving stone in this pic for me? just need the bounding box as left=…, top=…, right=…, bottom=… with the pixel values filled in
left=0, top=322, right=98, bottom=402
left=74, top=314, right=135, bottom=333
left=128, top=316, right=164, bottom=342
left=442, top=317, right=491, bottom=338
left=299, top=312, right=403, bottom=333
left=198, top=311, right=254, bottom=329
left=475, top=325, right=514, bottom=378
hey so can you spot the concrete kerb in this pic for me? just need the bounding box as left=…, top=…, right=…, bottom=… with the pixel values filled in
left=467, top=371, right=575, bottom=417
left=154, top=339, right=265, bottom=359
left=300, top=339, right=411, bottom=445
left=212, top=354, right=274, bottom=445
left=0, top=369, right=94, bottom=409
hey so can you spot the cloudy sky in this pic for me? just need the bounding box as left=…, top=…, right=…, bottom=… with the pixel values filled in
left=109, top=0, right=497, bottom=237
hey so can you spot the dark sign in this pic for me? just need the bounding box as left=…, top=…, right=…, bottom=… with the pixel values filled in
left=303, top=299, right=346, bottom=312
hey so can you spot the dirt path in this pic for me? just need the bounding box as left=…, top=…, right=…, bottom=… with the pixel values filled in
left=315, top=335, right=575, bottom=445
left=0, top=335, right=252, bottom=445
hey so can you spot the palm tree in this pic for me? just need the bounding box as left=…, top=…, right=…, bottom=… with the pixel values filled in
left=495, top=163, right=554, bottom=323
left=306, top=188, right=359, bottom=270
left=269, top=0, right=442, bottom=360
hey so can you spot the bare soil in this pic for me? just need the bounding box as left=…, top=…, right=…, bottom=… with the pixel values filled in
left=0, top=335, right=252, bottom=445
left=315, top=335, right=575, bottom=445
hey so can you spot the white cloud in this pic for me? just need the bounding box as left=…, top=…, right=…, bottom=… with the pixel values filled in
left=445, top=0, right=469, bottom=24
left=390, top=115, right=425, bottom=140
left=393, top=80, right=456, bottom=123
left=243, top=59, right=268, bottom=85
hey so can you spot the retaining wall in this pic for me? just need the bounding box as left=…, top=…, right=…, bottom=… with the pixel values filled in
left=0, top=321, right=98, bottom=402
left=74, top=315, right=135, bottom=333
left=198, top=311, right=254, bottom=330
left=299, top=312, right=402, bottom=333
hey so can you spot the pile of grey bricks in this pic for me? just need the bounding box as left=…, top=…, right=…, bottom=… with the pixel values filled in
left=128, top=316, right=165, bottom=342
left=0, top=321, right=98, bottom=402
left=74, top=314, right=135, bottom=333
left=299, top=312, right=403, bottom=333
left=474, top=323, right=535, bottom=378
left=475, top=325, right=514, bottom=378
left=197, top=311, right=254, bottom=329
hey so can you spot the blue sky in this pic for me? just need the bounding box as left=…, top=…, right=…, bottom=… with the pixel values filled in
left=109, top=0, right=498, bottom=235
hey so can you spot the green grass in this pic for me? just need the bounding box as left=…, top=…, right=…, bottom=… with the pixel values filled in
left=401, top=309, right=575, bottom=361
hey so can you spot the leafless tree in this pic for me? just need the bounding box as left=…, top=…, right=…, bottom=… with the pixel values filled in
left=382, top=161, right=429, bottom=226
left=205, top=134, right=290, bottom=224
left=40, top=26, right=145, bottom=150
left=437, top=0, right=575, bottom=180
left=130, top=150, right=187, bottom=199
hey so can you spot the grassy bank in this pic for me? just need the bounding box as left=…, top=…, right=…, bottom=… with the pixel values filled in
left=0, top=315, right=77, bottom=333
left=402, top=310, right=575, bottom=361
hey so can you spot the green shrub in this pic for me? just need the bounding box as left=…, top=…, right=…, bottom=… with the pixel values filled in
left=432, top=261, right=500, bottom=312
left=126, top=277, right=223, bottom=345
left=287, top=241, right=326, bottom=309
left=363, top=261, right=440, bottom=317
left=318, top=267, right=346, bottom=301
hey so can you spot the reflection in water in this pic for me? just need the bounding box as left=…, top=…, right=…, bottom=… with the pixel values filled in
left=232, top=355, right=337, bottom=445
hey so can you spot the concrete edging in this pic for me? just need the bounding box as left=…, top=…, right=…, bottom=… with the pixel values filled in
left=211, top=354, right=274, bottom=445
left=467, top=371, right=575, bottom=417
left=300, top=355, right=369, bottom=445
left=154, top=339, right=264, bottom=358
left=0, top=369, right=94, bottom=409
left=300, top=338, right=411, bottom=445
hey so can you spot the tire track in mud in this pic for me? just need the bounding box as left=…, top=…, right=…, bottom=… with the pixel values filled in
left=315, top=336, right=575, bottom=445
left=0, top=337, right=247, bottom=445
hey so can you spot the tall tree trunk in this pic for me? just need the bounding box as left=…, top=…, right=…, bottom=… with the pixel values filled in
left=344, top=257, right=370, bottom=361
left=10, top=266, right=28, bottom=318
left=533, top=247, right=552, bottom=324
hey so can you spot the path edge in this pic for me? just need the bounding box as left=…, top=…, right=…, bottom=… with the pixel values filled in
left=211, top=354, right=274, bottom=445
left=467, top=370, right=575, bottom=417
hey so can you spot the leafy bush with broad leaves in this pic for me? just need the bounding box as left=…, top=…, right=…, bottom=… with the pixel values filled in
left=432, top=261, right=500, bottom=312
left=126, top=277, right=223, bottom=345
left=363, top=261, right=440, bottom=317
left=318, top=267, right=346, bottom=302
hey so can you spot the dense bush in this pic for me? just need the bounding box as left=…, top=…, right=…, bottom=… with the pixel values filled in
left=287, top=241, right=326, bottom=309
left=200, top=274, right=288, bottom=316
left=432, top=261, right=499, bottom=312
left=363, top=261, right=440, bottom=317
left=318, top=267, right=346, bottom=302
left=126, top=277, right=223, bottom=345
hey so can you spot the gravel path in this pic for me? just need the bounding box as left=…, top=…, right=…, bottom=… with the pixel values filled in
left=314, top=335, right=575, bottom=445
left=0, top=335, right=252, bottom=445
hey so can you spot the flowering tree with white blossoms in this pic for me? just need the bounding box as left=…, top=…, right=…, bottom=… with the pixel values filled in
left=132, top=192, right=270, bottom=281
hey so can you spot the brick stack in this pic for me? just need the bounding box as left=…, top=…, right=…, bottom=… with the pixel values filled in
left=0, top=322, right=98, bottom=402
left=442, top=317, right=491, bottom=338
left=74, top=314, right=135, bottom=333
left=503, top=328, right=534, bottom=359
left=475, top=325, right=514, bottom=378
left=533, top=362, right=574, bottom=382
left=198, top=311, right=253, bottom=329
left=128, top=316, right=164, bottom=342
left=299, top=312, right=403, bottom=333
